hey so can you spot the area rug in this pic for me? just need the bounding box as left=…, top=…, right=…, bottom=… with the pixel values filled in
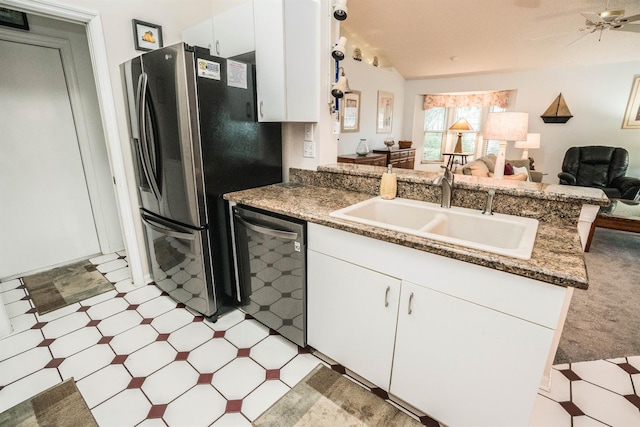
left=253, top=364, right=422, bottom=427
left=555, top=228, right=640, bottom=364
left=22, top=259, right=114, bottom=315
left=0, top=378, right=98, bottom=426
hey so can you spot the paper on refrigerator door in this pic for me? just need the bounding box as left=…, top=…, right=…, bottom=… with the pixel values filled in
left=197, top=58, right=221, bottom=80
left=227, top=59, right=247, bottom=89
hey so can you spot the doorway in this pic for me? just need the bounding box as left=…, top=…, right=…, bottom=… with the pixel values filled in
left=0, top=36, right=108, bottom=278
left=0, top=10, right=141, bottom=288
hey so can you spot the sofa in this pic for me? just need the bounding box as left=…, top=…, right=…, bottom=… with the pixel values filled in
left=458, top=154, right=543, bottom=182
left=558, top=146, right=640, bottom=200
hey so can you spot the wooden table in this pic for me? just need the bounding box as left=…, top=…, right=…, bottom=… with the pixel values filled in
left=585, top=199, right=640, bottom=252
left=443, top=152, right=473, bottom=169
left=337, top=153, right=387, bottom=166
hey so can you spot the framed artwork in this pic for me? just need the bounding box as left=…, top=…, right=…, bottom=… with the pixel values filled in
left=132, top=19, right=163, bottom=52
left=341, top=90, right=361, bottom=133
left=376, top=90, right=394, bottom=133
left=0, top=7, right=29, bottom=30
left=622, top=76, right=640, bottom=129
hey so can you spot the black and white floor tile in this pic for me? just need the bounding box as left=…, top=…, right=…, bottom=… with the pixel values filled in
left=1, top=253, right=639, bottom=426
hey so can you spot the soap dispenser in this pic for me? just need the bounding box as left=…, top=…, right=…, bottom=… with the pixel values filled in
left=380, top=164, right=397, bottom=200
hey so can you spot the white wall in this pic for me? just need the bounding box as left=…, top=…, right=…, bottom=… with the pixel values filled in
left=339, top=57, right=405, bottom=155
left=403, top=61, right=640, bottom=182
left=281, top=0, right=338, bottom=178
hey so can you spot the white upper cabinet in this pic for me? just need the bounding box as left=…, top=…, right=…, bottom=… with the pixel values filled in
left=182, top=1, right=255, bottom=58
left=253, top=0, right=320, bottom=122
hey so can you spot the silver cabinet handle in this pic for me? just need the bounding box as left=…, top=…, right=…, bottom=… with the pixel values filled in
left=384, top=286, right=390, bottom=307
left=215, top=40, right=220, bottom=55
left=408, top=292, right=414, bottom=315
left=259, top=100, right=264, bottom=118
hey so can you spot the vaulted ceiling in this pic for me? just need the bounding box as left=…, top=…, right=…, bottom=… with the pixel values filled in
left=340, top=0, right=640, bottom=79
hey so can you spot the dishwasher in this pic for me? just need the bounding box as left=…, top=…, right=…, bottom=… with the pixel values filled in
left=232, top=205, right=306, bottom=347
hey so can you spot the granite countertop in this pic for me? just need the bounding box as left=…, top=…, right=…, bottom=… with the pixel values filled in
left=319, top=163, right=610, bottom=206
left=225, top=183, right=589, bottom=290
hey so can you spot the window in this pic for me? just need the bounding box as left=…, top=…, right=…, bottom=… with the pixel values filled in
left=423, top=107, right=446, bottom=162
left=422, top=105, right=506, bottom=162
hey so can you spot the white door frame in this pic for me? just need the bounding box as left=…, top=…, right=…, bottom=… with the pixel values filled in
left=2, top=0, right=144, bottom=286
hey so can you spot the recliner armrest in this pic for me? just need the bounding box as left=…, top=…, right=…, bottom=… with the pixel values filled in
left=611, top=176, right=640, bottom=200
left=558, top=172, right=576, bottom=185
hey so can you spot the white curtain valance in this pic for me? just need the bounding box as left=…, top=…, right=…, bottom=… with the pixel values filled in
left=423, top=90, right=511, bottom=110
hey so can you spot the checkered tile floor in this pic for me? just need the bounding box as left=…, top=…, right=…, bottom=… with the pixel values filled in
left=1, top=254, right=639, bottom=426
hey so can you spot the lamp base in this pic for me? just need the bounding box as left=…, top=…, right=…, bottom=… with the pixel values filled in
left=521, top=148, right=529, bottom=160
left=494, top=141, right=507, bottom=179
left=453, top=133, right=463, bottom=153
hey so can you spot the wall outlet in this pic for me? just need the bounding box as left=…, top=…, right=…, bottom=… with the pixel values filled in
left=304, top=123, right=314, bottom=142
left=303, top=140, right=316, bottom=158
left=332, top=121, right=340, bottom=134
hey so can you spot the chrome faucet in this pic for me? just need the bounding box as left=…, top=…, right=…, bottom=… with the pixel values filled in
left=482, top=190, right=496, bottom=215
left=433, top=165, right=454, bottom=208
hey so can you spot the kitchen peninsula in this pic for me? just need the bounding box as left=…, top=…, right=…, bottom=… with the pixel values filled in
left=224, top=163, right=608, bottom=427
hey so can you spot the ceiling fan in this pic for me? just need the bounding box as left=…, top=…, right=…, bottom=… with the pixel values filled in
left=580, top=8, right=640, bottom=35
left=532, top=3, right=640, bottom=45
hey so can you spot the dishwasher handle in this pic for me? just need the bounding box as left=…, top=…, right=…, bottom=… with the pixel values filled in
left=234, top=214, right=299, bottom=241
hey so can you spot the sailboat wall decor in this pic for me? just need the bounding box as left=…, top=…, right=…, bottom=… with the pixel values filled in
left=541, top=93, right=573, bottom=123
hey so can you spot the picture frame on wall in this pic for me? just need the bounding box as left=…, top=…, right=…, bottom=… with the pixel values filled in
left=622, top=76, right=640, bottom=129
left=0, top=7, right=29, bottom=30
left=341, top=90, right=361, bottom=133
left=132, top=19, right=163, bottom=52
left=376, top=90, right=394, bottom=133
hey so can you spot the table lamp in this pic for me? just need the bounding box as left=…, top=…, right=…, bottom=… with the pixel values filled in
left=484, top=112, right=529, bottom=179
left=449, top=118, right=473, bottom=153
left=515, top=133, right=540, bottom=159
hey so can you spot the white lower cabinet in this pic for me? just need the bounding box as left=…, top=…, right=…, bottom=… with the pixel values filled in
left=307, top=250, right=400, bottom=390
left=390, top=281, right=554, bottom=427
left=307, top=223, right=566, bottom=426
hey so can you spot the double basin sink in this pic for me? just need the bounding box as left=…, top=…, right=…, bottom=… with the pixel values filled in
left=329, top=197, right=539, bottom=259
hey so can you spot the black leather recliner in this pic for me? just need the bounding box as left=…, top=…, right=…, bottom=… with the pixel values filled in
left=558, top=146, right=640, bottom=200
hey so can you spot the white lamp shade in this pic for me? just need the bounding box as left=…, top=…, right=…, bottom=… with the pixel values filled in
left=331, top=74, right=350, bottom=98
left=484, top=112, right=529, bottom=142
left=515, top=133, right=541, bottom=149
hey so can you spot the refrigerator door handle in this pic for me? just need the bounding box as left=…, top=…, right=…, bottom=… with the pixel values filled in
left=234, top=214, right=298, bottom=240
left=136, top=72, right=162, bottom=202
left=141, top=214, right=196, bottom=241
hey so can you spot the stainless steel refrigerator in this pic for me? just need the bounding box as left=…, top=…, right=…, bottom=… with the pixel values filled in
left=121, top=43, right=282, bottom=319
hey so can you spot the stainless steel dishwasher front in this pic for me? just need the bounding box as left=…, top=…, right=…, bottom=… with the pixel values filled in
left=232, top=205, right=306, bottom=347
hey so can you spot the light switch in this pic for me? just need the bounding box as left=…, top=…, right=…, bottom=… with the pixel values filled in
left=303, top=140, right=316, bottom=158
left=304, top=123, right=314, bottom=142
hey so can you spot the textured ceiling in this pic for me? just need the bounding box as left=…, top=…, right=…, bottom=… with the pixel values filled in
left=340, top=0, right=640, bottom=79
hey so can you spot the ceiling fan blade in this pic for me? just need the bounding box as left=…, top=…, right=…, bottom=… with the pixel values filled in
left=620, top=13, right=640, bottom=23
left=581, top=11, right=605, bottom=24
left=611, top=23, right=640, bottom=33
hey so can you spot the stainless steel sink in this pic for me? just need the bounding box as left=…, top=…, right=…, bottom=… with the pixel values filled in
left=329, top=197, right=539, bottom=259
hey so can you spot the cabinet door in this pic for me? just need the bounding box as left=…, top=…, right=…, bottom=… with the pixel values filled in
left=211, top=1, right=255, bottom=58
left=390, top=281, right=554, bottom=427
left=182, top=18, right=214, bottom=51
left=253, top=0, right=286, bottom=121
left=307, top=250, right=400, bottom=390
left=253, top=0, right=319, bottom=122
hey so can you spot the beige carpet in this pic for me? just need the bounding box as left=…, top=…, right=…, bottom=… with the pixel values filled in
left=253, top=364, right=422, bottom=427
left=22, top=259, right=114, bottom=315
left=555, top=228, right=640, bottom=364
left=0, top=378, right=97, bottom=426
